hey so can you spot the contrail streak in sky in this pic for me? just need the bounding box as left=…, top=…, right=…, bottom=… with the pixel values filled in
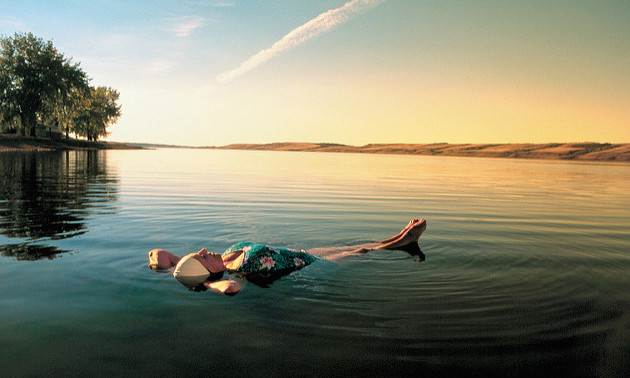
left=216, top=0, right=386, bottom=83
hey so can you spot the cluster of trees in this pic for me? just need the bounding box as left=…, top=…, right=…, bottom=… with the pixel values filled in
left=0, top=32, right=120, bottom=140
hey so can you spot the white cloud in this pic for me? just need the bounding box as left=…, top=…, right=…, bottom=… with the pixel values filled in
left=216, top=0, right=386, bottom=83
left=0, top=16, right=29, bottom=32
left=146, top=58, right=177, bottom=73
left=211, top=2, right=235, bottom=7
left=172, top=16, right=205, bottom=37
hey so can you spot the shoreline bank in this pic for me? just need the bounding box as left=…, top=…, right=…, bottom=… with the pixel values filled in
left=217, top=142, right=630, bottom=162
left=2, top=135, right=629, bottom=162
left=0, top=134, right=142, bottom=152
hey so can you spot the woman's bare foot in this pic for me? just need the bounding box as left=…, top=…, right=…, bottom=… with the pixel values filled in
left=378, top=218, right=421, bottom=243
left=381, top=219, right=426, bottom=250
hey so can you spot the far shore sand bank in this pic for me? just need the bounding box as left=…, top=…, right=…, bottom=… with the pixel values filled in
left=2, top=135, right=628, bottom=162
left=217, top=142, right=630, bottom=162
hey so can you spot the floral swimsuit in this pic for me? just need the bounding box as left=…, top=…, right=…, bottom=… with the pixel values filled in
left=222, top=241, right=317, bottom=276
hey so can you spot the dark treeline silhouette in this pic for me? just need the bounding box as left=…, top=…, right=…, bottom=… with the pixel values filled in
left=0, top=32, right=121, bottom=140
left=0, top=150, right=118, bottom=260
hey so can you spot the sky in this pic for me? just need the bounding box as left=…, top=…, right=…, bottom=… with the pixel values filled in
left=1, top=0, right=629, bottom=146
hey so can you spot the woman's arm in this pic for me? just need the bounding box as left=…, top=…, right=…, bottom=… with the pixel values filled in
left=204, top=279, right=243, bottom=295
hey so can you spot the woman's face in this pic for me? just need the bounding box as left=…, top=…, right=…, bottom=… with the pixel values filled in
left=193, top=248, right=226, bottom=273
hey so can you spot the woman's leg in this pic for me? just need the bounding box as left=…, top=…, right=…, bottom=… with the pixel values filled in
left=377, top=218, right=419, bottom=243
left=308, top=219, right=426, bottom=260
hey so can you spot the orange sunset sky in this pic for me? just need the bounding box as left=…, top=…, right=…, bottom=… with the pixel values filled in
left=2, top=0, right=629, bottom=146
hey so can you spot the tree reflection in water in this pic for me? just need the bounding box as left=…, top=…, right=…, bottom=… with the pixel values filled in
left=0, top=150, right=118, bottom=260
left=0, top=243, right=71, bottom=261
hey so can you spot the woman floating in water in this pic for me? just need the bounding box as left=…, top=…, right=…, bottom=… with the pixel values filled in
left=148, top=218, right=427, bottom=295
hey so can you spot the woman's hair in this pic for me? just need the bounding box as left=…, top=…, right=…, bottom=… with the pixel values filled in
left=186, top=271, right=225, bottom=292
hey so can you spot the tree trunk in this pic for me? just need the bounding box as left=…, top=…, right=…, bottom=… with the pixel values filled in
left=28, top=123, right=36, bottom=137
left=21, top=112, right=38, bottom=137
left=18, top=114, right=26, bottom=136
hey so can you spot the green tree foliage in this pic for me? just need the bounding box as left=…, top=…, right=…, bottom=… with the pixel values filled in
left=0, top=32, right=120, bottom=140
left=72, top=86, right=121, bottom=141
left=42, top=86, right=86, bottom=138
left=0, top=32, right=88, bottom=136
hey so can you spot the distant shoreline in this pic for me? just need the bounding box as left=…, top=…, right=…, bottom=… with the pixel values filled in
left=2, top=135, right=629, bottom=162
left=217, top=142, right=630, bottom=162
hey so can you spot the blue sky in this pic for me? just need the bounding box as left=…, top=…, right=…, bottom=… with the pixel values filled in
left=1, top=0, right=629, bottom=145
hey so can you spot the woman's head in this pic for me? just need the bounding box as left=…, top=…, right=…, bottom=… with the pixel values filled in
left=172, top=252, right=210, bottom=286
left=192, top=248, right=226, bottom=273
left=172, top=249, right=226, bottom=287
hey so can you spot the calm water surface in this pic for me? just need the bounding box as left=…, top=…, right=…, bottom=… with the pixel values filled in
left=1, top=149, right=629, bottom=377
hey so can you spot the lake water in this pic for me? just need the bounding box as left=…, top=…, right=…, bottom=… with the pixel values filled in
left=1, top=149, right=629, bottom=377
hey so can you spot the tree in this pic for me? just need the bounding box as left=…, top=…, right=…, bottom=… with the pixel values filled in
left=72, top=86, right=121, bottom=141
left=0, top=32, right=88, bottom=136
left=42, top=66, right=90, bottom=139
left=42, top=86, right=88, bottom=138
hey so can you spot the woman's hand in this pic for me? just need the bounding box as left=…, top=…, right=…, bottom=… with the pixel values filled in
left=204, top=279, right=243, bottom=295
left=148, top=249, right=180, bottom=269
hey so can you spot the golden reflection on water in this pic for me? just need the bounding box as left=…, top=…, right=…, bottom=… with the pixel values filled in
left=109, top=149, right=630, bottom=254
left=111, top=148, right=630, bottom=211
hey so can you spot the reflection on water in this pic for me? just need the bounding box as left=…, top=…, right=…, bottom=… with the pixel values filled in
left=398, top=242, right=424, bottom=260
left=0, top=151, right=118, bottom=259
left=0, top=243, right=70, bottom=261
left=1, top=149, right=630, bottom=377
